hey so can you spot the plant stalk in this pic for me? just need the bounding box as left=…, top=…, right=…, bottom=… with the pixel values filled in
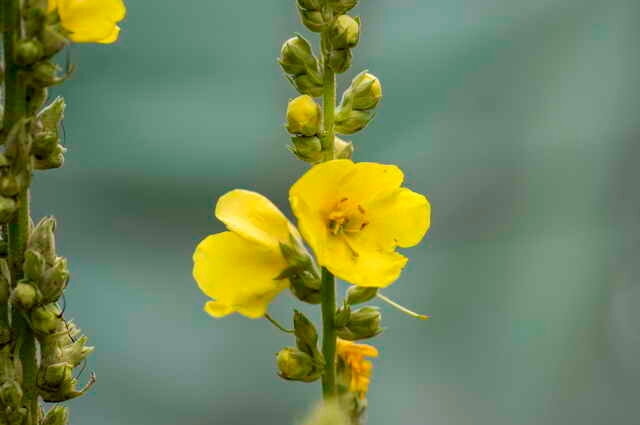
left=320, top=267, right=337, bottom=399
left=320, top=11, right=336, bottom=161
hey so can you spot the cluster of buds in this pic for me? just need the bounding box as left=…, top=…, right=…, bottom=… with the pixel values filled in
left=31, top=97, right=66, bottom=170
left=0, top=345, right=27, bottom=425
left=279, top=35, right=323, bottom=97
left=335, top=71, right=382, bottom=135
left=276, top=311, right=325, bottom=382
left=285, top=95, right=354, bottom=164
left=334, top=287, right=383, bottom=340
left=277, top=238, right=322, bottom=304
left=0, top=120, right=32, bottom=224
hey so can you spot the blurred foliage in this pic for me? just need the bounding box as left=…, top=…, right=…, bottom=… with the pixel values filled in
left=29, top=0, right=640, bottom=424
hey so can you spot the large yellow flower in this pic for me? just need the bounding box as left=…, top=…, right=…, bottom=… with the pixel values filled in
left=289, top=159, right=430, bottom=287
left=336, top=338, right=378, bottom=399
left=193, top=190, right=301, bottom=319
left=48, top=0, right=126, bottom=44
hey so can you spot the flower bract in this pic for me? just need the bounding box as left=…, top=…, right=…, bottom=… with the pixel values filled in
left=289, top=159, right=430, bottom=287
left=193, top=190, right=301, bottom=319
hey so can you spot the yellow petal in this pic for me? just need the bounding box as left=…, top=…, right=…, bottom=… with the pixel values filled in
left=193, top=232, right=288, bottom=319
left=48, top=0, right=58, bottom=13
left=215, top=189, right=298, bottom=251
left=58, top=0, right=126, bottom=43
left=362, top=188, right=431, bottom=249
left=324, top=233, right=408, bottom=287
left=290, top=159, right=354, bottom=213
left=338, top=162, right=404, bottom=205
left=95, top=25, right=121, bottom=44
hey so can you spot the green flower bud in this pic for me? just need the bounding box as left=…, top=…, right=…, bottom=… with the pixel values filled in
left=41, top=26, right=69, bottom=58
left=40, top=362, right=73, bottom=390
left=34, top=144, right=66, bottom=170
left=31, top=61, right=63, bottom=87
left=40, top=257, right=69, bottom=303
left=286, top=95, right=321, bottom=136
left=277, top=347, right=314, bottom=381
left=335, top=109, right=374, bottom=135
left=32, top=131, right=59, bottom=158
left=335, top=304, right=351, bottom=328
left=24, top=249, right=46, bottom=283
left=279, top=35, right=319, bottom=76
left=61, top=335, right=94, bottom=368
left=294, top=310, right=319, bottom=351
left=337, top=306, right=383, bottom=340
left=298, top=6, right=326, bottom=32
left=31, top=306, right=60, bottom=334
left=0, top=176, right=20, bottom=198
left=345, top=286, right=377, bottom=305
left=0, top=196, right=17, bottom=224
left=16, top=39, right=44, bottom=65
left=289, top=135, right=323, bottom=163
left=328, top=48, right=352, bottom=74
left=0, top=380, right=23, bottom=407
left=349, top=71, right=382, bottom=110
left=12, top=282, right=39, bottom=311
left=298, top=0, right=323, bottom=10
left=330, top=0, right=359, bottom=14
left=28, top=216, right=57, bottom=265
left=288, top=74, right=324, bottom=97
left=37, top=96, right=66, bottom=132
left=42, top=406, right=70, bottom=425
left=289, top=272, right=322, bottom=304
left=330, top=15, right=360, bottom=49
left=6, top=407, right=27, bottom=425
left=334, top=137, right=354, bottom=160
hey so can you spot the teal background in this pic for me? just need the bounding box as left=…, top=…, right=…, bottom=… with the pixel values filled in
left=32, top=0, right=640, bottom=424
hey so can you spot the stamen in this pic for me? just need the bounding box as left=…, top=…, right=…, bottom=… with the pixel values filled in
left=377, top=293, right=430, bottom=320
left=340, top=234, right=360, bottom=258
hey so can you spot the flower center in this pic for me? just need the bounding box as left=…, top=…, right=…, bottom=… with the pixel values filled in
left=327, top=198, right=369, bottom=236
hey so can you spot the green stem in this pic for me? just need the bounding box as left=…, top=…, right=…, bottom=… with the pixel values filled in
left=320, top=12, right=336, bottom=161
left=3, top=1, right=39, bottom=423
left=320, top=267, right=337, bottom=399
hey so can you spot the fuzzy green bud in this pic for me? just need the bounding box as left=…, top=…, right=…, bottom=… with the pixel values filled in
left=330, top=15, right=360, bottom=49
left=279, top=35, right=319, bottom=76
left=298, top=0, right=323, bottom=10
left=16, top=39, right=43, bottom=65
left=0, top=380, right=23, bottom=407
left=289, top=272, right=322, bottom=304
left=349, top=72, right=382, bottom=110
left=0, top=176, right=20, bottom=198
left=40, top=362, right=73, bottom=390
left=330, top=0, right=359, bottom=14
left=294, top=310, right=319, bottom=350
left=286, top=95, right=321, bottom=136
left=298, top=6, right=326, bottom=32
left=31, top=61, right=62, bottom=87
left=277, top=347, right=315, bottom=381
left=37, top=96, right=66, bottom=131
left=41, top=26, right=69, bottom=57
left=28, top=216, right=57, bottom=265
left=12, top=282, right=38, bottom=311
left=32, top=131, right=59, bottom=158
left=345, top=286, right=378, bottom=305
left=288, top=74, right=324, bottom=97
left=31, top=306, right=60, bottom=334
left=337, top=306, right=383, bottom=340
left=61, top=336, right=94, bottom=368
left=40, top=257, right=69, bottom=304
left=34, top=144, right=66, bottom=170
left=0, top=196, right=17, bottom=224
left=335, top=109, right=374, bottom=135
left=42, top=406, right=70, bottom=425
left=335, top=304, right=351, bottom=328
left=289, top=136, right=323, bottom=163
left=328, top=48, right=352, bottom=74
left=24, top=249, right=46, bottom=284
left=334, top=137, right=354, bottom=160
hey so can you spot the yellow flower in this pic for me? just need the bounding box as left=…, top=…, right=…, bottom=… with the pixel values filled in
left=193, top=189, right=301, bottom=319
left=48, top=0, right=126, bottom=44
left=336, top=338, right=378, bottom=398
left=289, top=159, right=430, bottom=287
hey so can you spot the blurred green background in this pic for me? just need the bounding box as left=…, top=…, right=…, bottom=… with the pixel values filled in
left=33, top=0, right=640, bottom=424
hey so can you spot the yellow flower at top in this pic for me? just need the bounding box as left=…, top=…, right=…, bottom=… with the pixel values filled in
left=336, top=338, right=378, bottom=399
left=48, top=0, right=126, bottom=44
left=193, top=190, right=300, bottom=319
left=290, top=159, right=430, bottom=287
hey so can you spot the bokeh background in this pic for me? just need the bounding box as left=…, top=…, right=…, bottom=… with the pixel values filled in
left=33, top=0, right=640, bottom=424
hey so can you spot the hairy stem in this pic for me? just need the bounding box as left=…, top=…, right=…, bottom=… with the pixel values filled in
left=320, top=267, right=337, bottom=399
left=320, top=11, right=336, bottom=161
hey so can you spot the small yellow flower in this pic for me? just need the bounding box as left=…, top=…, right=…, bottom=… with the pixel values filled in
left=336, top=338, right=378, bottom=398
left=48, top=0, right=126, bottom=44
left=193, top=190, right=300, bottom=319
left=289, top=159, right=430, bottom=287
left=286, top=95, right=321, bottom=136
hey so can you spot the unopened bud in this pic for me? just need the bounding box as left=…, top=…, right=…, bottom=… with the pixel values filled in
left=289, top=272, right=322, bottom=304
left=0, top=176, right=20, bottom=197
left=335, top=304, right=351, bottom=328
left=41, top=26, right=69, bottom=57
left=289, top=136, right=323, bottom=163
left=13, top=282, right=39, bottom=311
left=294, top=310, right=319, bottom=350
left=279, top=35, right=319, bottom=76
left=335, top=109, right=374, bottom=135
left=42, top=406, right=69, bottom=425
left=61, top=336, right=94, bottom=367
left=328, top=48, right=352, bottom=74
left=349, top=72, right=382, bottom=110
left=298, top=0, right=323, bottom=10
left=32, top=131, right=59, bottom=158
left=0, top=196, right=17, bottom=224
left=0, top=380, right=23, bottom=407
left=40, top=362, right=73, bottom=389
left=337, top=306, right=383, bottom=340
left=330, top=15, right=360, bottom=49
left=40, top=257, right=69, bottom=303
left=6, top=407, right=27, bottom=425
left=28, top=216, right=57, bottom=265
left=286, top=95, right=321, bottom=136
left=298, top=6, right=326, bottom=32
left=330, top=0, right=359, bottom=14
left=288, top=74, right=324, bottom=97
left=277, top=347, right=314, bottom=381
left=16, top=39, right=44, bottom=65
left=34, top=144, right=66, bottom=170
left=32, top=61, right=62, bottom=87
left=24, top=249, right=46, bottom=283
left=31, top=306, right=60, bottom=334
left=37, top=96, right=66, bottom=131
left=345, top=286, right=378, bottom=305
left=334, top=137, right=354, bottom=160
